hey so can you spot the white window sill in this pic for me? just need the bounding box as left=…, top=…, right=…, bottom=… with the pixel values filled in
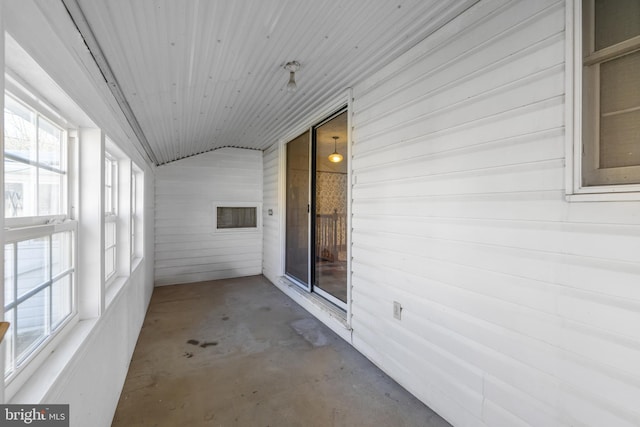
left=131, top=256, right=144, bottom=273
left=566, top=191, right=640, bottom=202
left=212, top=228, right=261, bottom=234
left=8, top=318, right=97, bottom=404
left=105, top=276, right=128, bottom=308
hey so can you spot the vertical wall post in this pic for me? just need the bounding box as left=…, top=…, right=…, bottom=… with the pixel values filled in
left=78, top=128, right=105, bottom=318
left=117, top=158, right=132, bottom=277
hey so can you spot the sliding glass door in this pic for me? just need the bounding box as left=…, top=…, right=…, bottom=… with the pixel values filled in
left=285, top=108, right=348, bottom=309
left=312, top=111, right=348, bottom=305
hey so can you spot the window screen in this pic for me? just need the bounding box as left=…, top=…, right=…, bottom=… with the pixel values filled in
left=216, top=207, right=257, bottom=229
left=581, top=0, right=640, bottom=186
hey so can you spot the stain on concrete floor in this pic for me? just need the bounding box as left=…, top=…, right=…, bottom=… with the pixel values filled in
left=290, top=318, right=329, bottom=347
left=111, top=275, right=452, bottom=427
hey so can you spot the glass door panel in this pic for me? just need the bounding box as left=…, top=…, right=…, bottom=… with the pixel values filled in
left=313, top=111, right=348, bottom=305
left=285, top=131, right=310, bottom=288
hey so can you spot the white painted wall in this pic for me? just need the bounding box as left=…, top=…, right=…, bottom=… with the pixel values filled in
left=155, top=148, right=263, bottom=286
left=262, top=144, right=281, bottom=282
left=264, top=1, right=640, bottom=426
left=3, top=2, right=156, bottom=427
left=0, top=0, right=5, bottom=404
left=30, top=193, right=155, bottom=426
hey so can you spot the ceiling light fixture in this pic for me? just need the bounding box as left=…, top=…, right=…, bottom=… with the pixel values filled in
left=284, top=61, right=300, bottom=93
left=328, top=136, right=343, bottom=163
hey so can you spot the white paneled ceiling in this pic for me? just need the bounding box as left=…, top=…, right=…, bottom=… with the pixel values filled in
left=66, top=0, right=476, bottom=165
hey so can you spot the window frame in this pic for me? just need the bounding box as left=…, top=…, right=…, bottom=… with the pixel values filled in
left=3, top=221, right=78, bottom=391
left=131, top=164, right=144, bottom=261
left=213, top=202, right=262, bottom=233
left=104, top=152, right=118, bottom=282
left=3, top=84, right=78, bottom=395
left=4, top=87, right=69, bottom=225
left=131, top=169, right=136, bottom=260
left=567, top=0, right=640, bottom=200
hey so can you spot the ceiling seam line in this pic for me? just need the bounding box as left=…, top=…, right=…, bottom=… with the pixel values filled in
left=60, top=0, right=160, bottom=166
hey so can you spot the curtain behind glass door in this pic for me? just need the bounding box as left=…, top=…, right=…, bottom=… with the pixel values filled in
left=285, top=132, right=310, bottom=286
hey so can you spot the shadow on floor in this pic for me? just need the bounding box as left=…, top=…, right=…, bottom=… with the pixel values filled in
left=112, top=275, right=451, bottom=427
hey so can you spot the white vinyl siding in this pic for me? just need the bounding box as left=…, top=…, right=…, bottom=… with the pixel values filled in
left=262, top=145, right=280, bottom=281
left=345, top=1, right=639, bottom=427
left=154, top=148, right=263, bottom=286
left=261, top=1, right=640, bottom=425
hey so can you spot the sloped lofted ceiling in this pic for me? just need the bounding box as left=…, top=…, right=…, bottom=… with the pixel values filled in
left=63, top=0, right=476, bottom=166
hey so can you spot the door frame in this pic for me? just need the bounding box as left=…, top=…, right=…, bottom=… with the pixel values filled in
left=279, top=90, right=353, bottom=317
left=311, top=107, right=348, bottom=311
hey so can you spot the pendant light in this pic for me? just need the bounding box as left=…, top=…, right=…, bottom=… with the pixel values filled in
left=328, top=136, right=343, bottom=163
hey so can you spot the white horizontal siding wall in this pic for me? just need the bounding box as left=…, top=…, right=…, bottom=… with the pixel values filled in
left=262, top=145, right=280, bottom=281
left=42, top=260, right=152, bottom=425
left=155, top=147, right=263, bottom=286
left=351, top=1, right=640, bottom=427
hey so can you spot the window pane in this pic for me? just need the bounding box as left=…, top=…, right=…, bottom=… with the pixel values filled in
left=105, top=158, right=112, bottom=185
left=314, top=110, right=348, bottom=304
left=5, top=243, right=15, bottom=303
left=38, top=169, right=63, bottom=216
left=5, top=161, right=36, bottom=217
left=131, top=173, right=136, bottom=215
left=600, top=109, right=640, bottom=169
left=105, top=221, right=116, bottom=247
left=105, top=157, right=116, bottom=215
left=52, top=275, right=72, bottom=328
left=131, top=220, right=136, bottom=257
left=105, top=247, right=116, bottom=279
left=16, top=288, right=48, bottom=363
left=52, top=231, right=73, bottom=277
left=595, top=0, right=640, bottom=50
left=17, top=237, right=49, bottom=298
left=105, top=185, right=113, bottom=214
left=4, top=95, right=36, bottom=162
left=600, top=51, right=640, bottom=114
left=38, top=116, right=63, bottom=170
left=4, top=309, right=15, bottom=377
left=4, top=98, right=66, bottom=218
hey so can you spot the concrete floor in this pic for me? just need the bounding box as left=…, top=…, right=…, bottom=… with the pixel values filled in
left=112, top=275, right=451, bottom=427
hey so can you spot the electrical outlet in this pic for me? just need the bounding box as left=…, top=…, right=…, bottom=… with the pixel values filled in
left=393, top=301, right=402, bottom=320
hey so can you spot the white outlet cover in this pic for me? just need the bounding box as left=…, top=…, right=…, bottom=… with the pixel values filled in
left=393, top=301, right=402, bottom=320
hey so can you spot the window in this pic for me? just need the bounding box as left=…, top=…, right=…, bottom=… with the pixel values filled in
left=214, top=205, right=260, bottom=230
left=104, top=153, right=118, bottom=281
left=4, top=93, right=66, bottom=219
left=131, top=166, right=143, bottom=260
left=573, top=0, right=640, bottom=194
left=4, top=227, right=75, bottom=381
left=131, top=170, right=136, bottom=258
left=3, top=89, right=77, bottom=384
